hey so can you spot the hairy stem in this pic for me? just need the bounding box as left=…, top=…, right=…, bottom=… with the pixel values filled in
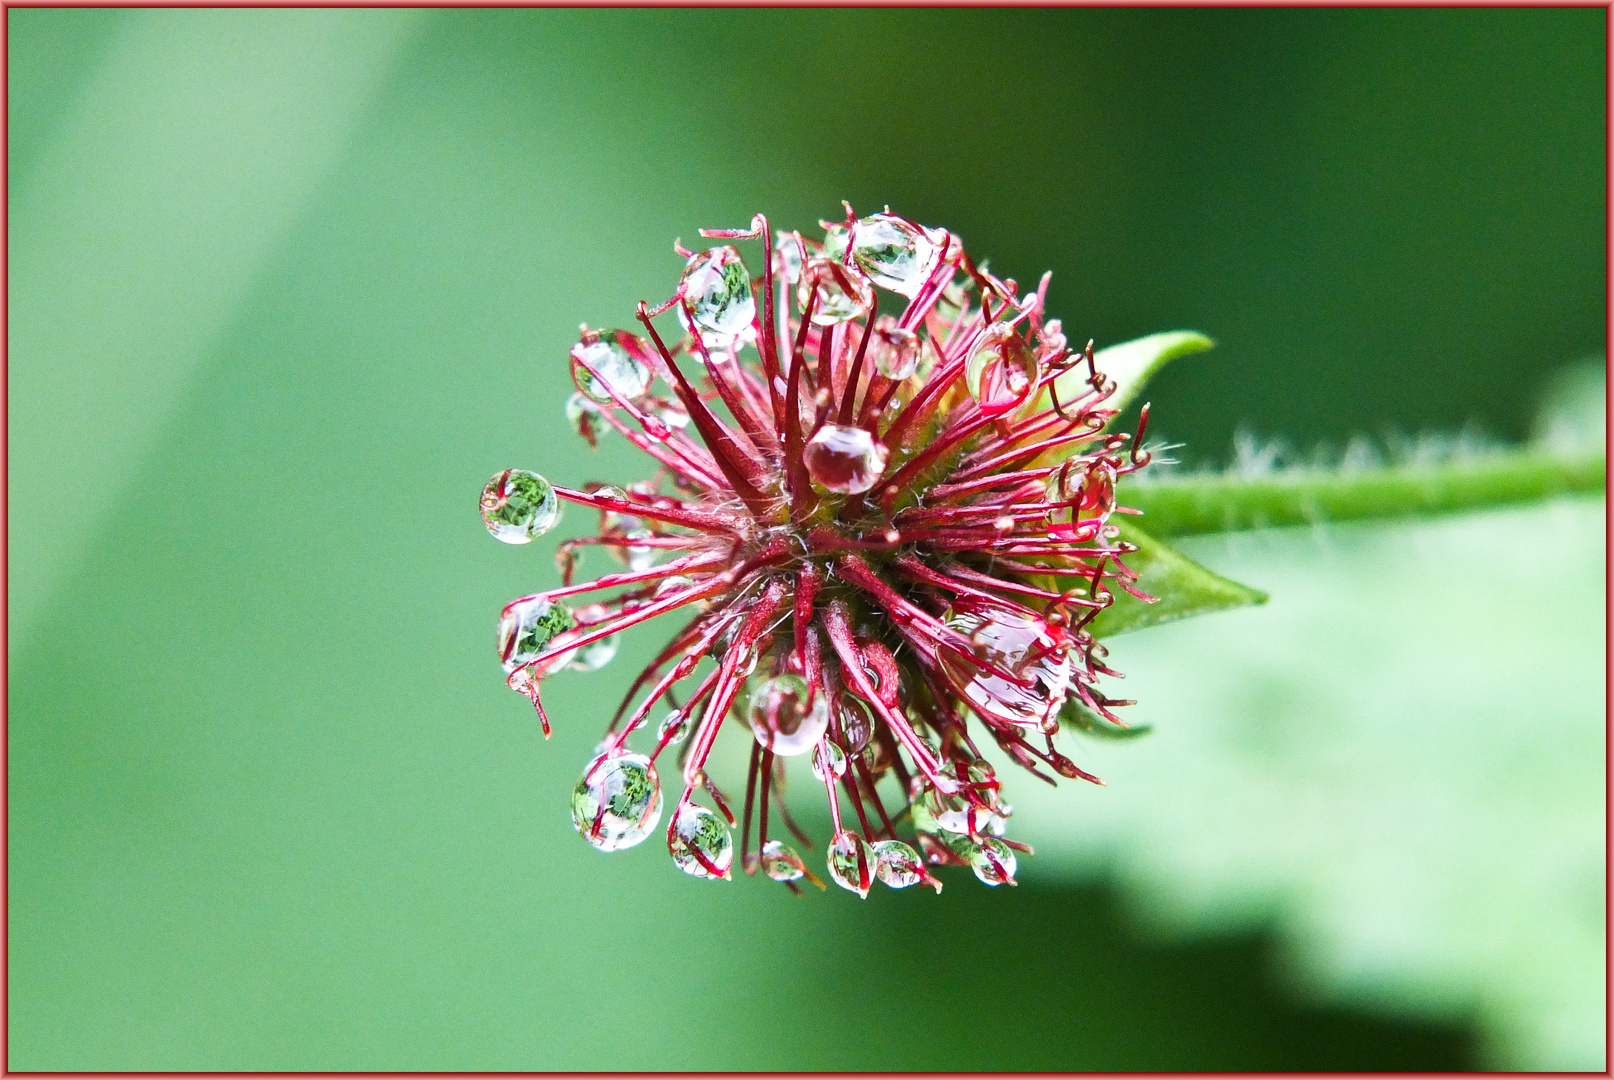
left=1126, top=448, right=1606, bottom=538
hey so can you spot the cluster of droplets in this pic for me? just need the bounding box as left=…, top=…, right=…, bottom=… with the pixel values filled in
left=479, top=204, right=1150, bottom=896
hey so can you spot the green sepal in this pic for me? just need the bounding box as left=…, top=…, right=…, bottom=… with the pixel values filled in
left=1087, top=520, right=1267, bottom=638
left=1060, top=698, right=1153, bottom=739
left=1043, top=330, right=1215, bottom=426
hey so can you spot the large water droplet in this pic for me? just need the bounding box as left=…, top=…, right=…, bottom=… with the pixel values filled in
left=679, top=245, right=756, bottom=348
left=827, top=830, right=873, bottom=897
left=797, top=258, right=872, bottom=326
left=1044, top=460, right=1117, bottom=539
left=570, top=752, right=663, bottom=851
left=851, top=214, right=942, bottom=297
left=746, top=674, right=830, bottom=756
left=938, top=607, right=1070, bottom=730
left=565, top=633, right=619, bottom=672
left=965, top=324, right=1040, bottom=418
left=871, top=839, right=926, bottom=888
left=968, top=836, right=1018, bottom=886
left=669, top=803, right=733, bottom=879
left=867, top=316, right=922, bottom=380
left=810, top=739, right=847, bottom=782
left=498, top=597, right=578, bottom=687
left=481, top=469, right=560, bottom=544
left=573, top=333, right=652, bottom=404
left=803, top=423, right=889, bottom=494
left=760, top=839, right=806, bottom=882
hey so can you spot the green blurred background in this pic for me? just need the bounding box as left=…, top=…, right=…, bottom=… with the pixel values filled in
left=8, top=8, right=1605, bottom=1070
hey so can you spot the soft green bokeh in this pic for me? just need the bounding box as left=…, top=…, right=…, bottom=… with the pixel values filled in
left=8, top=8, right=1603, bottom=1069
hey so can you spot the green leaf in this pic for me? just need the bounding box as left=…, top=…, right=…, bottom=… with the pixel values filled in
left=1044, top=330, right=1215, bottom=423
left=1087, top=520, right=1267, bottom=638
left=1125, top=449, right=1606, bottom=539
left=1005, top=501, right=1609, bottom=1069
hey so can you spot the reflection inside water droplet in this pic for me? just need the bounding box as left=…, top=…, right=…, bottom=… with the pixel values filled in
left=746, top=674, right=830, bottom=756
left=969, top=836, right=1018, bottom=886
left=481, top=469, right=560, bottom=544
left=851, top=213, right=942, bottom=297
left=937, top=607, right=1069, bottom=730
left=669, top=803, right=733, bottom=879
left=827, top=831, right=872, bottom=898
left=760, top=839, right=806, bottom=882
left=803, top=423, right=888, bottom=494
left=498, top=597, right=577, bottom=690
left=570, top=752, right=662, bottom=851
left=872, top=839, right=926, bottom=888
left=573, top=333, right=652, bottom=404
left=679, top=246, right=756, bottom=348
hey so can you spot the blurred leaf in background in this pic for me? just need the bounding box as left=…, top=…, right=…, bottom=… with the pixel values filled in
left=7, top=7, right=1603, bottom=1070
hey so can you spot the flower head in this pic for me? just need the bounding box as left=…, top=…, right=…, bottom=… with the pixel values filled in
left=481, top=205, right=1155, bottom=893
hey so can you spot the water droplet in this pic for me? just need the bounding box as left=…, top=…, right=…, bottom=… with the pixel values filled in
left=803, top=423, right=889, bottom=494
left=821, top=223, right=849, bottom=261
left=572, top=602, right=612, bottom=624
left=872, top=839, right=926, bottom=888
left=566, top=633, right=619, bottom=672
left=745, top=674, right=830, bottom=756
left=648, top=396, right=691, bottom=430
left=679, top=245, right=756, bottom=348
left=797, top=258, right=872, bottom=325
left=851, top=214, right=942, bottom=297
left=968, top=836, right=1018, bottom=886
left=1044, top=460, right=1117, bottom=538
left=934, top=802, right=1007, bottom=837
left=481, top=469, right=560, bottom=544
left=564, top=393, right=613, bottom=443
left=867, top=316, right=922, bottom=380
left=669, top=803, right=733, bottom=879
left=760, top=839, right=806, bottom=882
left=600, top=507, right=656, bottom=571
left=656, top=709, right=692, bottom=745
left=570, top=752, right=662, bottom=851
left=653, top=575, right=694, bottom=599
left=573, top=333, right=652, bottom=404
left=965, top=324, right=1040, bottom=418
left=773, top=232, right=804, bottom=285
left=827, top=830, right=873, bottom=897
left=909, top=787, right=942, bottom=833
left=498, top=597, right=577, bottom=687
left=810, top=739, right=847, bottom=782
left=834, top=696, right=874, bottom=755
left=938, top=607, right=1070, bottom=730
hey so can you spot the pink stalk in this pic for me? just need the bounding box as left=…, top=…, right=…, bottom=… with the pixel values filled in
left=682, top=303, right=779, bottom=462
left=820, top=602, right=959, bottom=795
left=636, top=303, right=775, bottom=512
left=553, top=485, right=739, bottom=535
left=837, top=293, right=876, bottom=425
